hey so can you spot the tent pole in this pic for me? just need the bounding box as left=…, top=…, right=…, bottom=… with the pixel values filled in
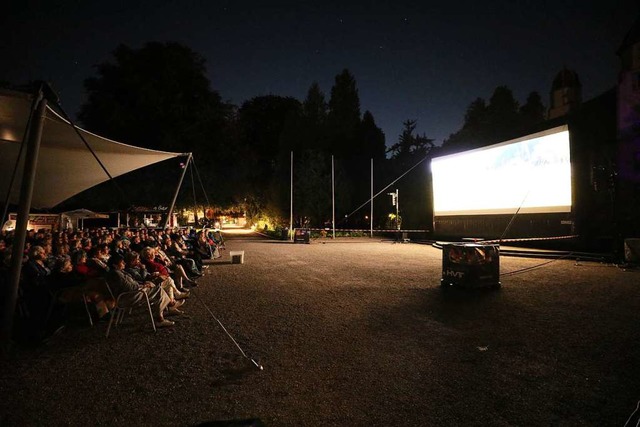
left=332, top=155, right=335, bottom=239
left=371, top=158, right=373, bottom=238
left=164, top=153, right=191, bottom=229
left=1, top=87, right=47, bottom=351
left=0, top=91, right=40, bottom=229
left=189, top=160, right=199, bottom=227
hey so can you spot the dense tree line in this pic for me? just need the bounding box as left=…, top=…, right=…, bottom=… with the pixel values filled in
left=442, top=86, right=546, bottom=153
left=63, top=42, right=402, bottom=229
left=15, top=41, right=549, bottom=231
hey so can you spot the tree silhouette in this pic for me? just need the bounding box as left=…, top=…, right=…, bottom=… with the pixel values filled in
left=237, top=95, right=301, bottom=184
left=79, top=42, right=228, bottom=153
left=388, top=120, right=434, bottom=164
left=520, top=91, right=546, bottom=124
left=73, top=42, right=232, bottom=208
left=385, top=120, right=436, bottom=229
left=486, top=85, right=520, bottom=141
left=464, top=97, right=488, bottom=130
left=237, top=95, right=302, bottom=221
left=293, top=150, right=332, bottom=226
left=442, top=85, right=539, bottom=153
left=327, top=69, right=361, bottom=158
left=295, top=82, right=327, bottom=153
left=360, top=111, right=386, bottom=161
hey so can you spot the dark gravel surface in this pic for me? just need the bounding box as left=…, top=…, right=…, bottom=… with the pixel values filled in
left=2, top=233, right=640, bottom=426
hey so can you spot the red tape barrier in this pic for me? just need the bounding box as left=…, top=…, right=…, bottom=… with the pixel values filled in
left=304, top=228, right=430, bottom=233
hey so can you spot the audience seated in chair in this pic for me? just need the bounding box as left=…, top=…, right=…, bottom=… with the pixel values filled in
left=106, top=254, right=177, bottom=328
left=20, top=245, right=61, bottom=341
left=125, top=251, right=189, bottom=305
left=51, top=255, right=113, bottom=321
left=164, top=235, right=202, bottom=277
left=140, top=246, right=197, bottom=290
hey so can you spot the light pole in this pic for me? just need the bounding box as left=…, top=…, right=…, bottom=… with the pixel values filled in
left=387, top=189, right=399, bottom=231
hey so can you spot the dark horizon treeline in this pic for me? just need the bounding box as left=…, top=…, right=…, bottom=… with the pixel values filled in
left=4, top=41, right=549, bottom=230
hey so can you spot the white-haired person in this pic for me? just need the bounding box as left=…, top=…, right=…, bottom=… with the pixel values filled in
left=124, top=251, right=189, bottom=304
left=106, top=254, right=180, bottom=328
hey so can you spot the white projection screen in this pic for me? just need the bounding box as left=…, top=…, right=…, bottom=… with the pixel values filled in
left=431, top=125, right=572, bottom=216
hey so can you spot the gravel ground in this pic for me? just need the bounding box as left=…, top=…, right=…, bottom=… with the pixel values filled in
left=2, top=233, right=640, bottom=426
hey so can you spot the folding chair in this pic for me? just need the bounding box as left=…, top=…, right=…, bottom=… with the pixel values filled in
left=104, top=282, right=156, bottom=338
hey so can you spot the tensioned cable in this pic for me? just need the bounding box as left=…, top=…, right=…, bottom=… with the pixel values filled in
left=191, top=158, right=211, bottom=207
left=496, top=190, right=530, bottom=244
left=624, top=399, right=640, bottom=427
left=341, top=155, right=430, bottom=222
left=191, top=289, right=263, bottom=370
left=500, top=253, right=572, bottom=277
left=1, top=87, right=39, bottom=226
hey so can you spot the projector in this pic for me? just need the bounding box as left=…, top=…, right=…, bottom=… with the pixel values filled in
left=441, top=243, right=501, bottom=289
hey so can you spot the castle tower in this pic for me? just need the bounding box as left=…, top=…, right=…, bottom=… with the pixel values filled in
left=548, top=67, right=582, bottom=119
left=617, top=15, right=640, bottom=140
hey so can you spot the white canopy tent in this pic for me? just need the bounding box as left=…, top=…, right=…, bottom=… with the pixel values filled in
left=0, top=89, right=185, bottom=209
left=1, top=86, right=191, bottom=345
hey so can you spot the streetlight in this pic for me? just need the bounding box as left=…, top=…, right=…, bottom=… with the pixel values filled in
left=387, top=189, right=399, bottom=231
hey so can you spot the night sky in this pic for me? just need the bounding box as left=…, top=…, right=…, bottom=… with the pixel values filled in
left=3, top=1, right=639, bottom=146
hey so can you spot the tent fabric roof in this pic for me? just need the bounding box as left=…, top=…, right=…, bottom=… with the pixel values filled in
left=0, top=89, right=185, bottom=208
left=61, top=209, right=109, bottom=219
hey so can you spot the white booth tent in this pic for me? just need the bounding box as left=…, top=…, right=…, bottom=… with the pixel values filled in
left=0, top=89, right=185, bottom=209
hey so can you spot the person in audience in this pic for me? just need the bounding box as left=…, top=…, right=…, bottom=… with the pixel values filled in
left=87, top=245, right=109, bottom=276
left=103, top=231, right=114, bottom=246
left=164, top=235, right=202, bottom=276
left=111, top=238, right=127, bottom=257
left=125, top=251, right=189, bottom=302
left=50, top=256, right=75, bottom=292
left=23, top=245, right=51, bottom=290
left=21, top=245, right=57, bottom=340
left=207, top=228, right=225, bottom=250
left=129, top=235, right=144, bottom=253
left=53, top=242, right=71, bottom=265
left=50, top=255, right=113, bottom=320
left=106, top=254, right=178, bottom=328
left=73, top=250, right=101, bottom=278
left=81, top=238, right=92, bottom=254
left=68, top=238, right=82, bottom=257
left=140, top=246, right=197, bottom=290
left=193, top=230, right=213, bottom=260
left=41, top=240, right=57, bottom=271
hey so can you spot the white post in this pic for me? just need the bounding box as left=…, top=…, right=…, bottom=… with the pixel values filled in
left=164, top=153, right=191, bottom=229
left=370, top=158, right=373, bottom=238
left=290, top=151, right=293, bottom=241
left=332, top=155, right=335, bottom=239
left=396, top=189, right=400, bottom=230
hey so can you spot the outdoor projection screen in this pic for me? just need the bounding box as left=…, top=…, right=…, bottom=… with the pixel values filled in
left=431, top=125, right=571, bottom=216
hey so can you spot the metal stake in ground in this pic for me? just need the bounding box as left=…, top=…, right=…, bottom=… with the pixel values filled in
left=191, top=289, right=263, bottom=371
